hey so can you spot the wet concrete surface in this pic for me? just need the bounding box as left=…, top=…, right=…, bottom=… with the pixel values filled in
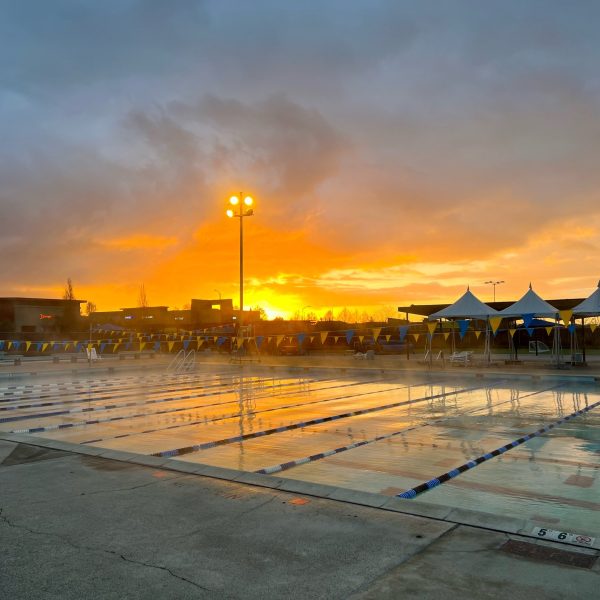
left=1, top=438, right=598, bottom=599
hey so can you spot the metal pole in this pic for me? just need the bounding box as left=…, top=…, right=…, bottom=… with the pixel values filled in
left=405, top=312, right=409, bottom=361
left=581, top=317, right=586, bottom=364
left=239, top=191, right=244, bottom=329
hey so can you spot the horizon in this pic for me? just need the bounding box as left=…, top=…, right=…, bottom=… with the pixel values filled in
left=2, top=2, right=600, bottom=318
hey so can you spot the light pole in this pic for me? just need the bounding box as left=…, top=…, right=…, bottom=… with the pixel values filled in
left=214, top=289, right=222, bottom=301
left=485, top=280, right=505, bottom=302
left=226, top=193, right=254, bottom=328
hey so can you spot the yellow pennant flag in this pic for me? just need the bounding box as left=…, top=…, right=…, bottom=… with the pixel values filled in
left=372, top=327, right=382, bottom=341
left=276, top=335, right=285, bottom=347
left=42, top=343, right=49, bottom=352
left=87, top=343, right=93, bottom=350
left=168, top=341, right=175, bottom=352
left=385, top=334, right=391, bottom=342
left=474, top=331, right=482, bottom=340
left=545, top=326, right=553, bottom=335
left=64, top=342, right=70, bottom=351
left=426, top=321, right=437, bottom=335
left=140, top=342, right=146, bottom=351
left=559, top=309, right=573, bottom=326
left=411, top=333, right=420, bottom=342
left=590, top=323, right=598, bottom=333
left=443, top=332, right=451, bottom=341
left=25, top=341, right=32, bottom=352
left=359, top=335, right=364, bottom=343
left=320, top=331, right=328, bottom=344
left=509, top=329, right=516, bottom=338
left=7, top=341, right=12, bottom=350
left=113, top=343, right=120, bottom=353
left=489, top=316, right=502, bottom=335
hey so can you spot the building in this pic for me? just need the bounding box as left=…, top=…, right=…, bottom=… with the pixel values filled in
left=0, top=298, right=85, bottom=333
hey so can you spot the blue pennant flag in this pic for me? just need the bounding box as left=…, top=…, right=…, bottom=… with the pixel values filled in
left=526, top=327, right=534, bottom=336
left=183, top=340, right=190, bottom=350
left=75, top=342, right=82, bottom=352
left=568, top=323, right=576, bottom=334
left=125, top=342, right=131, bottom=350
left=297, top=333, right=306, bottom=346
left=256, top=336, right=264, bottom=348
left=0, top=341, right=4, bottom=351
left=458, top=320, right=469, bottom=340
left=399, top=326, right=408, bottom=342
left=99, top=343, right=106, bottom=354
left=345, top=330, right=354, bottom=344
left=522, top=313, right=535, bottom=328
left=154, top=341, right=161, bottom=351
left=36, top=342, right=43, bottom=352
left=216, top=337, right=225, bottom=346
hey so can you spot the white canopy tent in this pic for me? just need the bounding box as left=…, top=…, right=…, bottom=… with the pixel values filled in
left=498, top=284, right=558, bottom=318
left=498, top=284, right=559, bottom=363
left=428, top=288, right=498, bottom=362
left=428, top=288, right=499, bottom=320
left=571, top=281, right=600, bottom=363
left=572, top=281, right=600, bottom=317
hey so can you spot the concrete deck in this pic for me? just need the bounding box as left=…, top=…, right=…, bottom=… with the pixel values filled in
left=1, top=358, right=598, bottom=598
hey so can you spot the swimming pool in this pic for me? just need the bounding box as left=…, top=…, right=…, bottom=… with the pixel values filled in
left=1, top=366, right=598, bottom=536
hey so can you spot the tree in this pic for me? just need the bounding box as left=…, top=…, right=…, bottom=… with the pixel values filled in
left=138, top=284, right=149, bottom=308
left=63, top=278, right=75, bottom=300
left=85, top=302, right=96, bottom=316
left=252, top=305, right=267, bottom=320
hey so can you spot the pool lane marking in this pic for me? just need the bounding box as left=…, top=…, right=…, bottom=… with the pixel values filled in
left=396, top=398, right=600, bottom=499
left=254, top=384, right=564, bottom=474
left=0, top=372, right=252, bottom=404
left=0, top=374, right=308, bottom=412
left=73, top=379, right=424, bottom=444
left=6, top=377, right=322, bottom=431
left=151, top=383, right=498, bottom=458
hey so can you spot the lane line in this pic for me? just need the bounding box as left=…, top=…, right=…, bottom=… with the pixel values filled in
left=7, top=378, right=321, bottom=432
left=254, top=384, right=562, bottom=474
left=151, top=383, right=495, bottom=458
left=396, top=399, right=600, bottom=499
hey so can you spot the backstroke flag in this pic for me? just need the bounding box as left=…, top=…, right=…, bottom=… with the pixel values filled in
left=489, top=316, right=502, bottom=335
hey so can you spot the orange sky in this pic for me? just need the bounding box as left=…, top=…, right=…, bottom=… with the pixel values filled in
left=3, top=3, right=600, bottom=319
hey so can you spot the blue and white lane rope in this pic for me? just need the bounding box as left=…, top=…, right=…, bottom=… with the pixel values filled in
left=151, top=383, right=495, bottom=458
left=396, top=398, right=600, bottom=499
left=7, top=377, right=317, bottom=433
left=255, top=384, right=562, bottom=475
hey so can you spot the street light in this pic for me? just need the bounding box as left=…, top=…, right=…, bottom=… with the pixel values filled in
left=485, top=280, right=505, bottom=302
left=226, top=193, right=254, bottom=327
left=214, top=289, right=222, bottom=301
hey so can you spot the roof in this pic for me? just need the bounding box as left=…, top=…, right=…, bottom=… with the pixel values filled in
left=498, top=285, right=558, bottom=318
left=399, top=298, right=584, bottom=317
left=0, top=297, right=86, bottom=305
left=428, top=288, right=497, bottom=319
left=572, top=281, right=600, bottom=317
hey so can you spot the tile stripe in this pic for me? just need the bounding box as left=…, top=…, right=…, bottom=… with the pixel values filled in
left=396, top=398, right=600, bottom=499
left=254, top=384, right=562, bottom=475
left=151, top=382, right=499, bottom=458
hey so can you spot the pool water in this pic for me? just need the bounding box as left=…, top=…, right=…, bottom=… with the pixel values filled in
left=1, top=367, right=598, bottom=534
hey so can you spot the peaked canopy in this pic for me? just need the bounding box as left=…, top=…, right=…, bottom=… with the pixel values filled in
left=498, top=285, right=558, bottom=318
left=572, top=281, right=600, bottom=317
left=428, top=288, right=498, bottom=320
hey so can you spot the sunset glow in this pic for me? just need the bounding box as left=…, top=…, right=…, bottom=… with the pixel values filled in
left=2, top=2, right=600, bottom=317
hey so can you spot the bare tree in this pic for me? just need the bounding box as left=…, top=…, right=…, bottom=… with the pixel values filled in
left=138, top=284, right=149, bottom=308
left=63, top=278, right=75, bottom=300
left=85, top=302, right=96, bottom=316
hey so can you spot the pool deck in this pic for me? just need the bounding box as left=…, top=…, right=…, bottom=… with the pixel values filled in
left=2, top=357, right=599, bottom=598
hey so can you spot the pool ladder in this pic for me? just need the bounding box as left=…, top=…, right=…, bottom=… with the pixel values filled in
left=167, top=348, right=197, bottom=373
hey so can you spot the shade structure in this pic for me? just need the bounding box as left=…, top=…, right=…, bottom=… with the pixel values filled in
left=498, top=284, right=558, bottom=318
left=428, top=288, right=498, bottom=320
left=572, top=281, right=600, bottom=317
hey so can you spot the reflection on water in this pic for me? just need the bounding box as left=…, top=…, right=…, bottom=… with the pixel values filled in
left=1, top=369, right=597, bottom=534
